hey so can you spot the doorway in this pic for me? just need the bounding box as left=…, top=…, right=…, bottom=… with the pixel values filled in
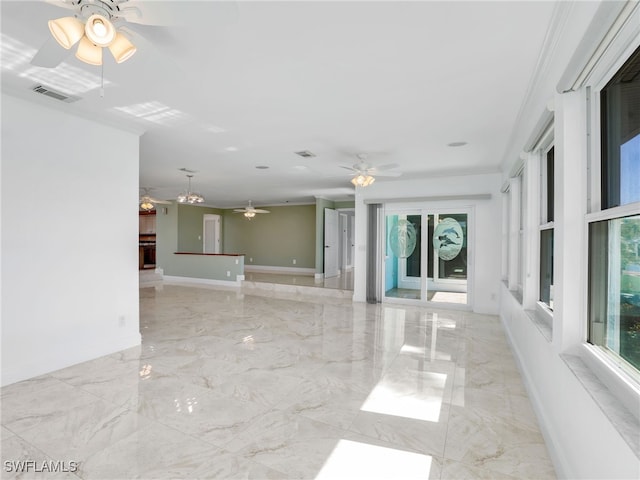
left=203, top=214, right=221, bottom=254
left=384, top=209, right=470, bottom=306
left=324, top=208, right=339, bottom=278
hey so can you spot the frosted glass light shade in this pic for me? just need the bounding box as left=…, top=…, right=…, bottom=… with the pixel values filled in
left=351, top=174, right=375, bottom=187
left=140, top=202, right=154, bottom=211
left=244, top=211, right=256, bottom=219
left=85, top=14, right=116, bottom=47
left=75, top=36, right=102, bottom=65
left=108, top=33, right=137, bottom=63
left=48, top=17, right=84, bottom=49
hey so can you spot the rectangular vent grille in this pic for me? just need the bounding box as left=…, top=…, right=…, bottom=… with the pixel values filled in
left=31, top=85, right=79, bottom=103
left=295, top=150, right=316, bottom=158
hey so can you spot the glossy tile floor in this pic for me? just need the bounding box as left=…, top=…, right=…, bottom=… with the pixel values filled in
left=1, top=285, right=555, bottom=479
left=244, top=270, right=354, bottom=291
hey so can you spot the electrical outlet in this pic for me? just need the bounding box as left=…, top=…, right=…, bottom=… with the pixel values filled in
left=226, top=271, right=231, bottom=277
left=293, top=259, right=297, bottom=265
left=250, top=257, right=253, bottom=262
left=235, top=259, right=239, bottom=265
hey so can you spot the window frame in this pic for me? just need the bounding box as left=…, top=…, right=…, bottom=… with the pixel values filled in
left=584, top=39, right=640, bottom=411
left=505, top=170, right=524, bottom=301
left=538, top=143, right=555, bottom=314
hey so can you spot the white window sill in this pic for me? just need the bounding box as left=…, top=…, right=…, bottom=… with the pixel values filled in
left=524, top=303, right=553, bottom=342
left=562, top=345, right=640, bottom=457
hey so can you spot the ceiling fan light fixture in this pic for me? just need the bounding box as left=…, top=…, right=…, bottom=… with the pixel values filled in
left=108, top=32, right=137, bottom=63
left=48, top=16, right=85, bottom=49
left=75, top=36, right=103, bottom=65
left=84, top=14, right=116, bottom=47
left=351, top=174, right=375, bottom=187
left=244, top=211, right=256, bottom=219
left=140, top=201, right=154, bottom=211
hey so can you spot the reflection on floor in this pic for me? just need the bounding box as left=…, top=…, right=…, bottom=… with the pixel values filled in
left=386, top=288, right=468, bottom=304
left=1, top=285, right=555, bottom=479
left=245, top=269, right=354, bottom=291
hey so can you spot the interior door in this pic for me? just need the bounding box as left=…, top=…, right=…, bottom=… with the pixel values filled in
left=203, top=214, right=221, bottom=253
left=340, top=213, right=348, bottom=272
left=324, top=208, right=339, bottom=278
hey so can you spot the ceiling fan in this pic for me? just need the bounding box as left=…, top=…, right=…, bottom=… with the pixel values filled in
left=340, top=154, right=402, bottom=187
left=234, top=201, right=270, bottom=219
left=139, top=188, right=170, bottom=211
left=32, top=0, right=225, bottom=68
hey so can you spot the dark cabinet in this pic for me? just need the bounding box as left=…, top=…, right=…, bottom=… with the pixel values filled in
left=139, top=211, right=157, bottom=270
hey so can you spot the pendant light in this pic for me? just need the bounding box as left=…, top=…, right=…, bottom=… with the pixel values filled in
left=177, top=175, right=205, bottom=204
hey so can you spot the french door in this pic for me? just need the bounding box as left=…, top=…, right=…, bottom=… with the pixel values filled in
left=384, top=208, right=470, bottom=306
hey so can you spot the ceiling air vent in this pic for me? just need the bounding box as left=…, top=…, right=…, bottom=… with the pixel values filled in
left=31, top=85, right=79, bottom=103
left=295, top=150, right=316, bottom=158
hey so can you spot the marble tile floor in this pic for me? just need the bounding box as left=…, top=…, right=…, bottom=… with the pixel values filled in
left=1, top=285, right=555, bottom=479
left=243, top=270, right=354, bottom=291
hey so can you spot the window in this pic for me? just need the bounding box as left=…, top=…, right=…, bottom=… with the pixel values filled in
left=600, top=45, right=640, bottom=209
left=589, top=215, right=640, bottom=374
left=539, top=147, right=554, bottom=310
left=588, top=46, right=640, bottom=376
left=505, top=172, right=524, bottom=300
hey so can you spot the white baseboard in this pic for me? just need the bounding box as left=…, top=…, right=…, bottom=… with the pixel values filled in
left=244, top=265, right=315, bottom=275
left=163, top=275, right=242, bottom=288
left=500, top=312, right=571, bottom=479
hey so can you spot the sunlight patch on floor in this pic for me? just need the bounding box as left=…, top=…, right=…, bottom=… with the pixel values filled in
left=315, top=439, right=432, bottom=480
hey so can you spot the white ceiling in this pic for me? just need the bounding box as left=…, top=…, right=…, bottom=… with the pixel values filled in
left=1, top=1, right=559, bottom=208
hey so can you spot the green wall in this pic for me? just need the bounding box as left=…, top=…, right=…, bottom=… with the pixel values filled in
left=155, top=201, right=178, bottom=274
left=315, top=198, right=336, bottom=273
left=156, top=202, right=317, bottom=275
left=156, top=202, right=243, bottom=280
left=334, top=201, right=355, bottom=209
left=177, top=204, right=225, bottom=252
left=223, top=204, right=316, bottom=268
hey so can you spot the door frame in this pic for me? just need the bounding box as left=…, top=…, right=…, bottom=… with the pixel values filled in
left=324, top=208, right=340, bottom=278
left=203, top=214, right=221, bottom=254
left=382, top=204, right=474, bottom=308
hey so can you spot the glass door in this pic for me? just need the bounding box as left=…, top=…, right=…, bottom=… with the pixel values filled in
left=385, top=212, right=422, bottom=300
left=428, top=213, right=468, bottom=305
left=384, top=208, right=469, bottom=306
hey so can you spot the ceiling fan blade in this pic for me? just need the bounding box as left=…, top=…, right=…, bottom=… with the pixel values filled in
left=30, top=36, right=71, bottom=68
left=339, top=165, right=357, bottom=172
left=233, top=209, right=247, bottom=213
left=119, top=23, right=175, bottom=49
left=43, top=0, right=77, bottom=11
left=253, top=209, right=270, bottom=213
left=149, top=199, right=172, bottom=204
left=119, top=1, right=238, bottom=27
left=373, top=163, right=400, bottom=171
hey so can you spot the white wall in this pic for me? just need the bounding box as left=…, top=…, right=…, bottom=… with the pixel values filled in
left=1, top=94, right=141, bottom=386
left=498, top=2, right=640, bottom=478
left=353, top=172, right=502, bottom=315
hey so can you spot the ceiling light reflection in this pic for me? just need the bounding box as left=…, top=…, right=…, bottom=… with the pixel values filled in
left=20, top=64, right=109, bottom=95
left=1, top=34, right=110, bottom=95
left=316, top=439, right=432, bottom=480
left=1, top=34, right=37, bottom=71
left=114, top=101, right=191, bottom=126
left=139, top=364, right=153, bottom=379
